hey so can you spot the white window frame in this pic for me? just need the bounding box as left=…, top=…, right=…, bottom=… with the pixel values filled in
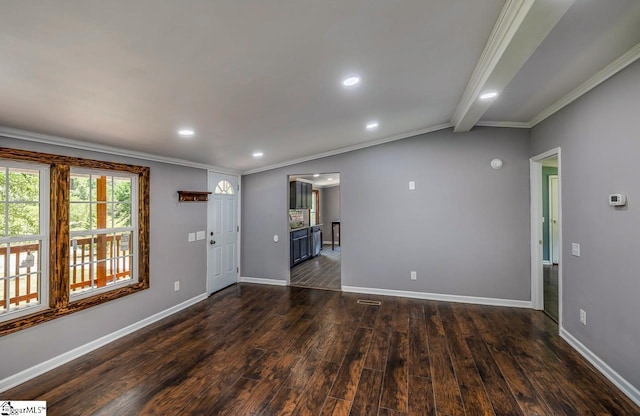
left=0, top=160, right=50, bottom=322
left=68, top=168, right=139, bottom=301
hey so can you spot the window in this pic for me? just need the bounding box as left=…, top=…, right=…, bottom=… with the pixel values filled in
left=0, top=161, right=49, bottom=321
left=0, top=147, right=149, bottom=336
left=69, top=170, right=137, bottom=299
left=214, top=180, right=234, bottom=195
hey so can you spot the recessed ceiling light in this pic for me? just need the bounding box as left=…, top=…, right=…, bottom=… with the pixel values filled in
left=366, top=121, right=379, bottom=130
left=252, top=152, right=263, bottom=158
left=313, top=174, right=320, bottom=177
left=178, top=128, right=195, bottom=137
left=342, top=76, right=360, bottom=87
left=328, top=178, right=334, bottom=181
left=479, top=91, right=498, bottom=100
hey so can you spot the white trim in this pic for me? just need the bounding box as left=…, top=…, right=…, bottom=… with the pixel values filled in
left=451, top=0, right=536, bottom=132
left=530, top=148, right=562, bottom=325
left=542, top=260, right=552, bottom=265
left=476, top=120, right=531, bottom=129
left=240, top=276, right=287, bottom=286
left=341, top=286, right=531, bottom=309
left=548, top=174, right=559, bottom=264
left=530, top=158, right=544, bottom=310
left=529, top=42, right=640, bottom=127
left=0, top=125, right=239, bottom=175
left=560, top=328, right=640, bottom=407
left=242, top=123, right=453, bottom=175
left=0, top=293, right=207, bottom=393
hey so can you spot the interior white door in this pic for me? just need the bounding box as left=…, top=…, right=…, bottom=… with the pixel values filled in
left=207, top=172, right=238, bottom=294
left=549, top=175, right=560, bottom=264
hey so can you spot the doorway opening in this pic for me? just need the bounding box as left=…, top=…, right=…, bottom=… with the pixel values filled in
left=530, top=149, right=562, bottom=326
left=287, top=173, right=341, bottom=290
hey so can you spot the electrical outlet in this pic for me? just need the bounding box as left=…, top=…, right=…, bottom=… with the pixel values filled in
left=174, top=281, right=180, bottom=292
left=410, top=271, right=417, bottom=280
left=580, top=309, right=586, bottom=325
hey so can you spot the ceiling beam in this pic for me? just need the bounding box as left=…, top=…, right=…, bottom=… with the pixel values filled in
left=451, top=0, right=574, bottom=133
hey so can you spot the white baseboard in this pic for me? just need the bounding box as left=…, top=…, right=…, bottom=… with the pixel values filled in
left=240, top=276, right=287, bottom=286
left=322, top=241, right=338, bottom=246
left=341, top=286, right=532, bottom=309
left=560, top=328, right=640, bottom=407
left=0, top=293, right=208, bottom=393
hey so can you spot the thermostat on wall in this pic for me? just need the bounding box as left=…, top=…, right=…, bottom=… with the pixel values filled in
left=609, top=194, right=627, bottom=206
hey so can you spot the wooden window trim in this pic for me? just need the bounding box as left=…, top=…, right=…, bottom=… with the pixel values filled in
left=0, top=147, right=150, bottom=336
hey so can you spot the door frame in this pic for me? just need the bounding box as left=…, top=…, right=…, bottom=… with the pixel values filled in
left=206, top=170, right=242, bottom=295
left=548, top=174, right=559, bottom=264
left=530, top=148, right=562, bottom=328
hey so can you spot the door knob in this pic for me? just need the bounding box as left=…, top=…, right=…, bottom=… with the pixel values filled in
left=210, top=240, right=216, bottom=245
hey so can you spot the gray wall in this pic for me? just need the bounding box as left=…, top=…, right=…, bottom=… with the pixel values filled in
left=242, top=127, right=531, bottom=300
left=320, top=185, right=341, bottom=241
left=531, top=59, right=640, bottom=390
left=0, top=137, right=208, bottom=381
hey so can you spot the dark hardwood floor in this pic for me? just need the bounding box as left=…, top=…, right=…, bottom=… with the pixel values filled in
left=290, top=245, right=341, bottom=290
left=543, top=264, right=559, bottom=322
left=5, top=283, right=639, bottom=415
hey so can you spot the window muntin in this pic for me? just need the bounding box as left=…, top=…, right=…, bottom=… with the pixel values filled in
left=0, top=162, right=49, bottom=321
left=214, top=179, right=234, bottom=195
left=69, top=170, right=137, bottom=299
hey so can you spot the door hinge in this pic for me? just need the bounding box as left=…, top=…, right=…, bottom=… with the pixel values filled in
left=236, top=267, right=239, bottom=273
left=237, top=184, right=240, bottom=191
left=237, top=225, right=239, bottom=232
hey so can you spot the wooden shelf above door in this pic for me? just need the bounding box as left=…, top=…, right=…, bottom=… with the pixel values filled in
left=178, top=191, right=212, bottom=202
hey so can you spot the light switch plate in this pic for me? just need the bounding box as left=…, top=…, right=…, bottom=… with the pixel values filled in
left=188, top=233, right=196, bottom=242
left=572, top=243, right=580, bottom=257
left=409, top=181, right=415, bottom=190
left=196, top=231, right=205, bottom=240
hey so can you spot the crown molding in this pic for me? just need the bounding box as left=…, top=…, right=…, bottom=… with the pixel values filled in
left=529, top=41, right=640, bottom=127
left=451, top=0, right=536, bottom=132
left=0, top=126, right=240, bottom=175
left=476, top=120, right=531, bottom=129
left=242, top=122, right=453, bottom=175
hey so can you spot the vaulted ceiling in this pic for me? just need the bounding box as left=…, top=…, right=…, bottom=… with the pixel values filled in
left=1, top=1, right=639, bottom=173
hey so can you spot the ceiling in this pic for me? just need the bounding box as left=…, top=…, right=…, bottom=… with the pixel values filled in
left=0, top=1, right=639, bottom=173
left=291, top=173, right=341, bottom=188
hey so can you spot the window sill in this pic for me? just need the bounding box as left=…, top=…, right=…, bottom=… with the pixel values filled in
left=0, top=282, right=148, bottom=337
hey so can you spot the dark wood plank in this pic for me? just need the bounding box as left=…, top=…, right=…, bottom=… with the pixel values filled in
left=5, top=284, right=640, bottom=416
left=329, top=327, right=373, bottom=401
left=408, top=375, right=436, bottom=416
left=260, top=387, right=303, bottom=416
left=320, top=397, right=351, bottom=416
left=349, top=369, right=383, bottom=416
left=291, top=360, right=341, bottom=416
left=380, top=330, right=409, bottom=413
left=364, top=328, right=390, bottom=371
left=437, top=303, right=496, bottom=416
left=424, top=301, right=466, bottom=416
left=358, top=304, right=379, bottom=328
left=462, top=304, right=551, bottom=416
left=408, top=318, right=430, bottom=378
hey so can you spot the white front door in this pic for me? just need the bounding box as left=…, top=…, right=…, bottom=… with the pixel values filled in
left=207, top=172, right=238, bottom=294
left=549, top=175, right=560, bottom=264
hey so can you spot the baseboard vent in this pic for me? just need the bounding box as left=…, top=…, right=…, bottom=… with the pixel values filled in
left=357, top=299, right=382, bottom=306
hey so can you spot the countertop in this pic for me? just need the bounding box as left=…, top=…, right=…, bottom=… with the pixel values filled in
left=290, top=223, right=323, bottom=232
